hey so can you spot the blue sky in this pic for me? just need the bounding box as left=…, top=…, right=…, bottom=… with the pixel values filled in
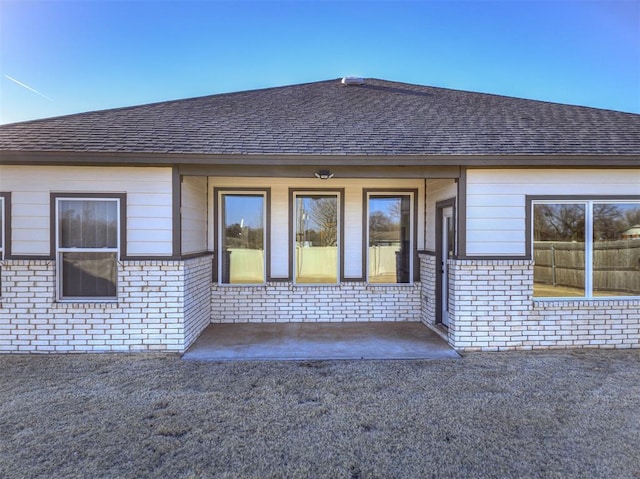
left=1, top=0, right=638, bottom=124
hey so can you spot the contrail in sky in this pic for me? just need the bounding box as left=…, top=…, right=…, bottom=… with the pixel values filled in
left=4, top=75, right=52, bottom=101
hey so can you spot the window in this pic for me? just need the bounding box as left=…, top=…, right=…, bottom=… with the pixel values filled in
left=593, top=203, right=640, bottom=297
left=56, top=197, right=120, bottom=300
left=366, top=192, right=414, bottom=283
left=532, top=200, right=640, bottom=298
left=218, top=191, right=267, bottom=284
left=293, top=192, right=341, bottom=284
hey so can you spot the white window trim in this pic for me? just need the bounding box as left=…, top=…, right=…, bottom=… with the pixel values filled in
left=365, top=191, right=415, bottom=284
left=292, top=191, right=341, bottom=285
left=532, top=199, right=640, bottom=301
left=55, top=197, right=120, bottom=302
left=217, top=190, right=268, bottom=285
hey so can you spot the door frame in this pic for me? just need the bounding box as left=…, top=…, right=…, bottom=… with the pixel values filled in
left=435, top=198, right=456, bottom=326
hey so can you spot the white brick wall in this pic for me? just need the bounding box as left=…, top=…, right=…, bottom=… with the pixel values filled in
left=0, top=257, right=211, bottom=353
left=184, top=255, right=213, bottom=348
left=211, top=282, right=422, bottom=323
left=3, top=255, right=635, bottom=353
left=448, top=259, right=640, bottom=351
left=418, top=253, right=437, bottom=327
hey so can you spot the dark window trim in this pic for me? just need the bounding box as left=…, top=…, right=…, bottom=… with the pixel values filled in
left=528, top=194, right=640, bottom=299
left=267, top=276, right=290, bottom=283
left=0, top=192, right=11, bottom=259
left=213, top=187, right=271, bottom=284
left=363, top=188, right=420, bottom=283
left=50, top=193, right=126, bottom=301
left=289, top=188, right=346, bottom=283
left=50, top=193, right=127, bottom=259
left=435, top=198, right=456, bottom=324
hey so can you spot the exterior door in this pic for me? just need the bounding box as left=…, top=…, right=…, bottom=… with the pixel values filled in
left=436, top=200, right=455, bottom=327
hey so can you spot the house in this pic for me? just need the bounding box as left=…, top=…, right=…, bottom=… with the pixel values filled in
left=622, top=225, right=640, bottom=240
left=0, top=77, right=638, bottom=353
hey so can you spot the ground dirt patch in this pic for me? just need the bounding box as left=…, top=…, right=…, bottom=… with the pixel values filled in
left=1, top=350, right=639, bottom=478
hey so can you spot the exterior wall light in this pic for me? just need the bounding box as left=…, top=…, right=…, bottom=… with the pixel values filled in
left=314, top=170, right=334, bottom=180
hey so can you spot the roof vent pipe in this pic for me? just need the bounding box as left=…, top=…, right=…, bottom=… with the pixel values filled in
left=341, top=76, right=365, bottom=86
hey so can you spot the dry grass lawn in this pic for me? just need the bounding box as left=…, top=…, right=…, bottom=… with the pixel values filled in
left=1, top=350, right=639, bottom=478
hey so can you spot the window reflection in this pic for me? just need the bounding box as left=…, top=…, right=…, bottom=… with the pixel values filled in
left=593, top=203, right=640, bottom=296
left=56, top=198, right=119, bottom=299
left=533, top=203, right=586, bottom=297
left=62, top=252, right=117, bottom=297
left=59, top=200, right=118, bottom=248
left=295, top=195, right=338, bottom=283
left=368, top=195, right=411, bottom=283
left=221, top=194, right=265, bottom=284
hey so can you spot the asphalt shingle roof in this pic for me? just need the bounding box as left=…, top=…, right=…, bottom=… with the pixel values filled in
left=1, top=78, right=639, bottom=157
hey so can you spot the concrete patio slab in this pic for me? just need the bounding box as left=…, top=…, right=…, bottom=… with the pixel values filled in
left=182, top=322, right=460, bottom=361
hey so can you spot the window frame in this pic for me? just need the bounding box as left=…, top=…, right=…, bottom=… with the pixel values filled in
left=362, top=189, right=418, bottom=286
left=529, top=196, right=640, bottom=300
left=289, top=188, right=345, bottom=284
left=363, top=189, right=418, bottom=284
left=52, top=193, right=125, bottom=302
left=214, top=188, right=270, bottom=285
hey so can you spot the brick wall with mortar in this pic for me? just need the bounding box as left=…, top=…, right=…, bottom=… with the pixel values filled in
left=418, top=253, right=437, bottom=328
left=0, top=257, right=210, bottom=353
left=3, top=256, right=636, bottom=353
left=210, top=282, right=422, bottom=323
left=448, top=259, right=640, bottom=351
left=183, top=255, right=213, bottom=349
